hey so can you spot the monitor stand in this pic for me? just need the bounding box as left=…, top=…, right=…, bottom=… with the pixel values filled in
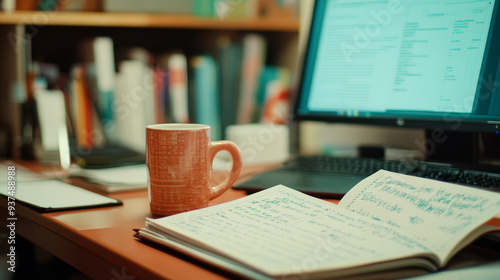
left=424, top=130, right=500, bottom=173
left=424, top=130, right=480, bottom=164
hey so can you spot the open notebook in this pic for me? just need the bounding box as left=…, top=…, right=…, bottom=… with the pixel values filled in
left=136, top=170, right=500, bottom=279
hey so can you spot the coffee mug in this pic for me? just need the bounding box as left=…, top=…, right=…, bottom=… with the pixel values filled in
left=146, top=124, right=242, bottom=216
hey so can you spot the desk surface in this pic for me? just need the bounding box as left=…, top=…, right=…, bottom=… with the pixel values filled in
left=2, top=162, right=499, bottom=280
left=0, top=162, right=314, bottom=280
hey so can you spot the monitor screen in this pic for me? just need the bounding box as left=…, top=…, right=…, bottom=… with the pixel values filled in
left=294, top=0, right=500, bottom=133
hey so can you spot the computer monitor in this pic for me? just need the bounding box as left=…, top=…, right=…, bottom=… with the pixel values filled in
left=293, top=0, right=500, bottom=163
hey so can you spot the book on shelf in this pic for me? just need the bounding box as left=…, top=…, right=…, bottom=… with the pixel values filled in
left=7, top=0, right=297, bottom=13
left=192, top=0, right=258, bottom=18
left=217, top=36, right=242, bottom=139
left=213, top=0, right=258, bottom=19
left=1, top=0, right=14, bottom=11
left=135, top=170, right=500, bottom=279
left=104, top=0, right=191, bottom=14
left=78, top=36, right=116, bottom=132
left=154, top=65, right=170, bottom=124
left=37, top=0, right=58, bottom=11
left=14, top=0, right=36, bottom=11
left=161, top=52, right=190, bottom=124
left=190, top=54, right=221, bottom=140
left=69, top=64, right=105, bottom=149
left=259, top=0, right=299, bottom=18
left=257, top=66, right=291, bottom=124
left=260, top=80, right=289, bottom=124
left=58, top=0, right=85, bottom=11
left=236, top=33, right=267, bottom=124
left=193, top=0, right=297, bottom=19
left=13, top=0, right=103, bottom=11
left=114, top=55, right=155, bottom=153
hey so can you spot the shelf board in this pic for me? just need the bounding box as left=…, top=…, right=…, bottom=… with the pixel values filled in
left=0, top=11, right=299, bottom=31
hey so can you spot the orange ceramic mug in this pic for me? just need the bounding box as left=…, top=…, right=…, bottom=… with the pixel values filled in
left=146, top=124, right=242, bottom=216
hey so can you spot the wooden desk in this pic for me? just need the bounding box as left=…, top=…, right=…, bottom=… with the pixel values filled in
left=2, top=162, right=499, bottom=280
left=0, top=162, right=310, bottom=280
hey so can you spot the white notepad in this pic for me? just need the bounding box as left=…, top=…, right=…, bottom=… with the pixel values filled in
left=0, top=179, right=122, bottom=212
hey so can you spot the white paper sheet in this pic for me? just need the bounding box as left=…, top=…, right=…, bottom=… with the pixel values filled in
left=0, top=179, right=121, bottom=210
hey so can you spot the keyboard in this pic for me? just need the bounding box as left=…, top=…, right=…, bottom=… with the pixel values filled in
left=286, top=155, right=500, bottom=191
left=234, top=155, right=500, bottom=198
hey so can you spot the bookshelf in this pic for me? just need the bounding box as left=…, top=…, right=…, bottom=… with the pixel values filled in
left=0, top=11, right=299, bottom=31
left=0, top=11, right=299, bottom=159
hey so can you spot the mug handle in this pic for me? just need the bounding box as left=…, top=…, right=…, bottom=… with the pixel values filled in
left=208, top=141, right=242, bottom=200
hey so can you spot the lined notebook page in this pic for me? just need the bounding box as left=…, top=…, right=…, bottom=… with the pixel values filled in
left=149, top=185, right=430, bottom=276
left=339, top=170, right=500, bottom=262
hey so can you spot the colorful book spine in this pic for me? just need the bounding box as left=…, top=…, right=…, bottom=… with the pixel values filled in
left=78, top=37, right=116, bottom=135
left=258, top=66, right=291, bottom=123
left=168, top=53, right=190, bottom=123
left=70, top=65, right=93, bottom=149
left=236, top=33, right=267, bottom=124
left=154, top=67, right=169, bottom=123
left=92, top=37, right=116, bottom=127
left=191, top=55, right=221, bottom=140
left=114, top=59, right=155, bottom=153
left=217, top=37, right=243, bottom=138
left=38, top=0, right=59, bottom=11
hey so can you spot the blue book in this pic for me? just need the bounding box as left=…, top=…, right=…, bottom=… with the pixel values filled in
left=191, top=55, right=221, bottom=140
left=217, top=38, right=242, bottom=139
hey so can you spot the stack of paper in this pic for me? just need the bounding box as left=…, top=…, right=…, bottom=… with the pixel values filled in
left=0, top=163, right=122, bottom=212
left=70, top=164, right=147, bottom=193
